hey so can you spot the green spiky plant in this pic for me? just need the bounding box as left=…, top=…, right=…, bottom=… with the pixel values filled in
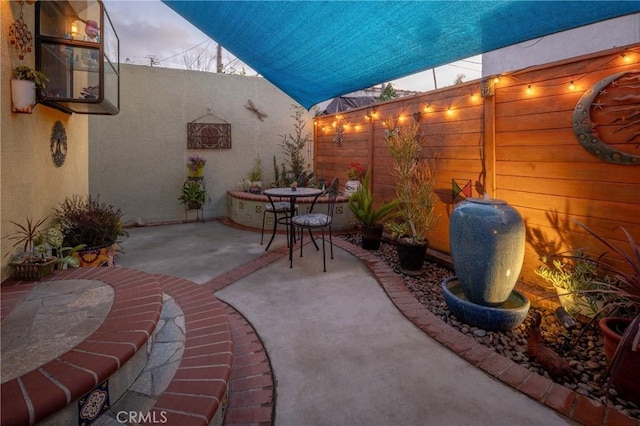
left=348, top=168, right=399, bottom=227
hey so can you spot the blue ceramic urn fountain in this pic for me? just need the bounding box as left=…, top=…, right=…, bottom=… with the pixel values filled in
left=442, top=196, right=529, bottom=332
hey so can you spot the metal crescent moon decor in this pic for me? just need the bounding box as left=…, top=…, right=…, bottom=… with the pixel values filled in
left=572, top=70, right=640, bottom=165
left=50, top=120, right=67, bottom=167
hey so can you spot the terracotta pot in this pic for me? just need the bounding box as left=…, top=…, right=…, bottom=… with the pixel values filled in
left=361, top=224, right=383, bottom=250
left=396, top=240, right=428, bottom=276
left=599, top=317, right=640, bottom=405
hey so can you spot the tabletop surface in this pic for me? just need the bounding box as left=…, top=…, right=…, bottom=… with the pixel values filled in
left=263, top=187, right=324, bottom=197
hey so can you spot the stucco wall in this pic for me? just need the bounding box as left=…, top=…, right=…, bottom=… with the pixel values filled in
left=89, top=64, right=313, bottom=225
left=1, top=1, right=89, bottom=282
left=483, top=14, right=640, bottom=76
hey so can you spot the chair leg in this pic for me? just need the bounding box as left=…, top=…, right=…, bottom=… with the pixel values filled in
left=308, top=228, right=320, bottom=251
left=299, top=225, right=304, bottom=257
left=260, top=210, right=266, bottom=245
left=329, top=226, right=334, bottom=260
left=264, top=211, right=278, bottom=252
left=321, top=228, right=326, bottom=272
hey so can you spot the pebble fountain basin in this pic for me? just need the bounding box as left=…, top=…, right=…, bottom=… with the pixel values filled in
left=441, top=276, right=530, bottom=332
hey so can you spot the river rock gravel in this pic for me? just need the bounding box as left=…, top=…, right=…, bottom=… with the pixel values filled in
left=338, top=234, right=639, bottom=420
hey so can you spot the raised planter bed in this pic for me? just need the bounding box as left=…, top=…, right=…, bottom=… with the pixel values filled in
left=227, top=190, right=355, bottom=231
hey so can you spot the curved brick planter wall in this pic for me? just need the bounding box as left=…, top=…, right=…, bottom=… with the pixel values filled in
left=227, top=190, right=354, bottom=231
left=0, top=268, right=232, bottom=426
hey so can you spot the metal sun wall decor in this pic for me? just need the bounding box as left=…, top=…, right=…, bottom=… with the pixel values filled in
left=187, top=110, right=231, bottom=149
left=9, top=1, right=33, bottom=60
left=573, top=70, right=640, bottom=165
left=50, top=121, right=67, bottom=167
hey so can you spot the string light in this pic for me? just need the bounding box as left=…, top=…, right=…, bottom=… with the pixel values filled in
left=569, top=81, right=575, bottom=91
left=621, top=53, right=631, bottom=63
left=526, top=84, right=533, bottom=95
left=446, top=107, right=453, bottom=116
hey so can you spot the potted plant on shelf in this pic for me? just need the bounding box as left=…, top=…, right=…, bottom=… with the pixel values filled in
left=53, top=195, right=128, bottom=267
left=344, top=161, right=364, bottom=196
left=571, top=222, right=640, bottom=405
left=187, top=154, right=207, bottom=178
left=4, top=216, right=57, bottom=280
left=11, top=65, right=49, bottom=113
left=178, top=180, right=211, bottom=210
left=347, top=168, right=399, bottom=250
left=384, top=119, right=438, bottom=275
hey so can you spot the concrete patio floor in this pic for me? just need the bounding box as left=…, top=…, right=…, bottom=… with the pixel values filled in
left=115, top=220, right=578, bottom=426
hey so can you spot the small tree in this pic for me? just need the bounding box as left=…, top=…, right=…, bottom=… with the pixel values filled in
left=378, top=83, right=398, bottom=102
left=279, top=105, right=314, bottom=185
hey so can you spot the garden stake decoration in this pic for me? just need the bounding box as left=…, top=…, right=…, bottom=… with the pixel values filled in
left=9, top=1, right=33, bottom=60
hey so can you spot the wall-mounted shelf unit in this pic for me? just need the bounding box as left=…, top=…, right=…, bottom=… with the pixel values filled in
left=36, top=0, right=119, bottom=115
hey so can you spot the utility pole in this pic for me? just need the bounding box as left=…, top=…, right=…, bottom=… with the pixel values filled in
left=216, top=43, right=223, bottom=73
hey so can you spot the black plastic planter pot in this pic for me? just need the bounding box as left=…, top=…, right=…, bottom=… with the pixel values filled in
left=361, top=224, right=383, bottom=250
left=396, top=240, right=428, bottom=276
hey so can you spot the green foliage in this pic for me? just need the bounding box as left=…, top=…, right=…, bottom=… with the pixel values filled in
left=248, top=155, right=263, bottom=181
left=54, top=195, right=128, bottom=248
left=279, top=105, right=314, bottom=186
left=4, top=216, right=49, bottom=261
left=178, top=180, right=211, bottom=207
left=536, top=253, right=609, bottom=317
left=384, top=119, right=438, bottom=243
left=13, top=66, right=49, bottom=89
left=348, top=169, right=399, bottom=227
left=378, top=83, right=398, bottom=102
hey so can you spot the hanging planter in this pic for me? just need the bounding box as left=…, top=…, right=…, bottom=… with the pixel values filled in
left=11, top=79, right=36, bottom=113
left=11, top=66, right=48, bottom=114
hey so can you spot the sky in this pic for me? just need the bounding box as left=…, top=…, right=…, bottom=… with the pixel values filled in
left=103, top=0, right=482, bottom=97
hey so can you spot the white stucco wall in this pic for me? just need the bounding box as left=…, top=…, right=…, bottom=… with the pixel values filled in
left=88, top=64, right=313, bottom=225
left=1, top=1, right=90, bottom=282
left=483, top=14, right=640, bottom=76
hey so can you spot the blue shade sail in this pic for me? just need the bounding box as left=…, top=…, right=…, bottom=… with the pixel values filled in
left=162, top=1, right=640, bottom=109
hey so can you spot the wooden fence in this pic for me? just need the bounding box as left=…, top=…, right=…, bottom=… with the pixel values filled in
left=314, top=44, right=640, bottom=294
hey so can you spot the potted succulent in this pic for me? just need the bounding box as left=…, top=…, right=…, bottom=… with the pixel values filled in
left=4, top=216, right=57, bottom=280
left=571, top=222, right=640, bottom=405
left=53, top=195, right=128, bottom=267
left=187, top=154, right=207, bottom=178
left=247, top=155, right=263, bottom=193
left=178, top=180, right=210, bottom=210
left=347, top=168, right=399, bottom=250
left=384, top=119, right=438, bottom=275
left=344, top=161, right=364, bottom=197
left=11, top=65, right=49, bottom=113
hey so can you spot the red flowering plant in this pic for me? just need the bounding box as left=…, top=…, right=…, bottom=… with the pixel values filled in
left=346, top=161, right=365, bottom=180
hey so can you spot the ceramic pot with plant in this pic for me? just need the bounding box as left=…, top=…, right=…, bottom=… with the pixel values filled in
left=3, top=216, right=57, bottom=280
left=570, top=222, right=640, bottom=405
left=187, top=154, right=207, bottom=177
left=11, top=65, right=49, bottom=113
left=347, top=168, right=398, bottom=250
left=384, top=119, right=438, bottom=275
left=345, top=161, right=364, bottom=196
left=53, top=195, right=128, bottom=267
left=179, top=180, right=211, bottom=210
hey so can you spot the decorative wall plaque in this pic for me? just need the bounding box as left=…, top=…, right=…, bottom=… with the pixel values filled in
left=573, top=70, right=639, bottom=165
left=50, top=120, right=67, bottom=167
left=187, top=122, right=231, bottom=149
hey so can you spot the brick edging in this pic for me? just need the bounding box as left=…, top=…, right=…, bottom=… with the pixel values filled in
left=332, top=238, right=640, bottom=426
left=1, top=268, right=163, bottom=426
left=222, top=302, right=275, bottom=425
